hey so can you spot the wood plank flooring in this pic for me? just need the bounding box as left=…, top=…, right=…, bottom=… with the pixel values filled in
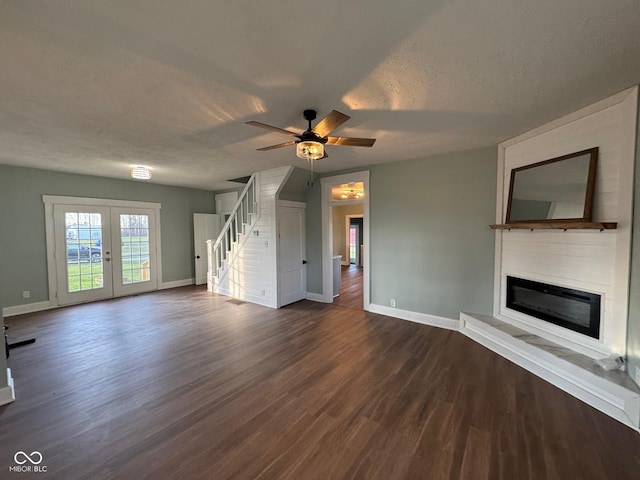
left=1, top=286, right=640, bottom=479
left=333, top=265, right=363, bottom=310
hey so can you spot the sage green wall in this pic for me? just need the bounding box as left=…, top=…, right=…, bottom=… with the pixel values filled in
left=0, top=165, right=214, bottom=308
left=305, top=181, right=323, bottom=293
left=306, top=145, right=497, bottom=319
left=279, top=167, right=309, bottom=202
left=627, top=96, right=640, bottom=387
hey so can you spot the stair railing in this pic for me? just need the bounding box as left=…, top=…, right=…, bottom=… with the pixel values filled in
left=210, top=173, right=259, bottom=279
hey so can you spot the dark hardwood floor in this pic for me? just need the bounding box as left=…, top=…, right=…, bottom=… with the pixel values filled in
left=1, top=286, right=640, bottom=479
left=333, top=265, right=363, bottom=310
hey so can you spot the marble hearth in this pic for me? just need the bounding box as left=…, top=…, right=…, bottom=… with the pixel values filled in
left=460, top=312, right=640, bottom=431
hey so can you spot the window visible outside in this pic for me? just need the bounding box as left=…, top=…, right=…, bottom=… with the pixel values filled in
left=65, top=212, right=103, bottom=292
left=349, top=226, right=357, bottom=264
left=120, top=214, right=151, bottom=284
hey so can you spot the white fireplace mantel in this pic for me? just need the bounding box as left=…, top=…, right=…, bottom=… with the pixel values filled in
left=492, top=87, right=638, bottom=357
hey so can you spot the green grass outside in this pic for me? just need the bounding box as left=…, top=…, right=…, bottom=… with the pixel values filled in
left=67, top=256, right=150, bottom=292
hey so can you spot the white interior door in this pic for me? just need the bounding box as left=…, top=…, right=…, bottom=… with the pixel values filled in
left=278, top=205, right=306, bottom=307
left=53, top=204, right=158, bottom=305
left=194, top=213, right=221, bottom=285
left=54, top=205, right=114, bottom=305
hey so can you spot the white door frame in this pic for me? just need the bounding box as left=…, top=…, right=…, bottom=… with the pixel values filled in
left=43, top=195, right=162, bottom=307
left=320, top=171, right=370, bottom=309
left=345, top=214, right=364, bottom=266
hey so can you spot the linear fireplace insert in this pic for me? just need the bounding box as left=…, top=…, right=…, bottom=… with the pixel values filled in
left=506, top=276, right=601, bottom=339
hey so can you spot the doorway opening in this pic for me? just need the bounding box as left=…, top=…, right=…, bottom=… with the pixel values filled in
left=44, top=196, right=161, bottom=307
left=320, top=171, right=369, bottom=310
left=333, top=212, right=364, bottom=309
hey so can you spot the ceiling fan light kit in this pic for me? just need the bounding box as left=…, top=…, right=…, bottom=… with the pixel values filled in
left=247, top=108, right=376, bottom=187
left=246, top=108, right=376, bottom=160
left=296, top=140, right=324, bottom=160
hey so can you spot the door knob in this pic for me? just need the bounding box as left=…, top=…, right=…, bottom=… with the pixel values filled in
left=105, top=258, right=111, bottom=262
left=302, top=260, right=308, bottom=264
left=196, top=255, right=201, bottom=259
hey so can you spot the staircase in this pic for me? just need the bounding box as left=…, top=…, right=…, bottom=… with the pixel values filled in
left=207, top=173, right=259, bottom=291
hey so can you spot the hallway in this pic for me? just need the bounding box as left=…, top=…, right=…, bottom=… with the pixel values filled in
left=333, top=265, right=363, bottom=310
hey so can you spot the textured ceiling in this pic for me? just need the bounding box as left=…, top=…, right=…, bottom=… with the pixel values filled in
left=1, top=1, right=640, bottom=190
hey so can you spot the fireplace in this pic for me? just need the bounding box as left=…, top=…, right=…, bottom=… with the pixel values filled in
left=506, top=276, right=601, bottom=339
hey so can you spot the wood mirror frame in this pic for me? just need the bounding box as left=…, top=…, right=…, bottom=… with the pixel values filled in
left=505, top=147, right=598, bottom=224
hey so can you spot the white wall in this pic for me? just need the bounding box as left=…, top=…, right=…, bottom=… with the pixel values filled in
left=495, top=87, right=638, bottom=357
left=214, top=167, right=292, bottom=308
left=0, top=297, right=15, bottom=406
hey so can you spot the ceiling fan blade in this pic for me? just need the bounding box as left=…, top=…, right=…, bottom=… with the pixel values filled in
left=256, top=141, right=297, bottom=151
left=312, top=110, right=350, bottom=137
left=326, top=136, right=376, bottom=147
left=246, top=121, right=300, bottom=137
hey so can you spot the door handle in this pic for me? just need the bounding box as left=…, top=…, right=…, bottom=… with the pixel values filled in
left=105, top=258, right=111, bottom=262
left=302, top=260, right=307, bottom=264
left=196, top=255, right=201, bottom=259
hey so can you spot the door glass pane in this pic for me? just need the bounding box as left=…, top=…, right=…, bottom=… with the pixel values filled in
left=120, top=214, right=151, bottom=284
left=65, top=212, right=103, bottom=292
left=349, top=227, right=357, bottom=263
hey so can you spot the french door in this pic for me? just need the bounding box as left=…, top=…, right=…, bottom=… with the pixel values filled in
left=52, top=203, right=158, bottom=305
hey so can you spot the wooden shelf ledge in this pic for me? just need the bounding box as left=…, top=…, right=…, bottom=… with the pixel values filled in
left=490, top=222, right=617, bottom=231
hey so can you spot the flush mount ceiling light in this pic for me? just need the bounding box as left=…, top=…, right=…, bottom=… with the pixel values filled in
left=130, top=165, right=152, bottom=180
left=331, top=182, right=365, bottom=201
left=341, top=189, right=363, bottom=199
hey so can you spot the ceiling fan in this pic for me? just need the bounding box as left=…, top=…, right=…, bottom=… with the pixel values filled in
left=246, top=109, right=376, bottom=160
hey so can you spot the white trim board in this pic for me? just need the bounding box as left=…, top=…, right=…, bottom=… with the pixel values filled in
left=42, top=195, right=161, bottom=210
left=2, top=301, right=52, bottom=318
left=305, top=292, right=327, bottom=302
left=368, top=304, right=460, bottom=331
left=460, top=312, right=640, bottom=432
left=0, top=369, right=15, bottom=406
left=160, top=278, right=195, bottom=290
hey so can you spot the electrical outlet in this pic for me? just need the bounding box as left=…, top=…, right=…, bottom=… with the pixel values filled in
left=390, top=298, right=396, bottom=308
left=261, top=289, right=266, bottom=296
left=635, top=366, right=640, bottom=385
left=22, top=290, right=30, bottom=299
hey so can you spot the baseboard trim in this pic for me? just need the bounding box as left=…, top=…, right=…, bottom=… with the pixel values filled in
left=368, top=304, right=460, bottom=331
left=306, top=292, right=327, bottom=302
left=459, top=312, right=640, bottom=432
left=2, top=301, right=52, bottom=318
left=213, top=286, right=276, bottom=309
left=160, top=278, right=195, bottom=290
left=0, top=368, right=16, bottom=406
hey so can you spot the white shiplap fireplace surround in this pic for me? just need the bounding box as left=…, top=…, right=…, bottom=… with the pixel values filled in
left=461, top=86, right=640, bottom=430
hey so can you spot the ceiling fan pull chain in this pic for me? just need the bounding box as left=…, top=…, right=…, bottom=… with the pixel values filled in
left=307, top=157, right=314, bottom=187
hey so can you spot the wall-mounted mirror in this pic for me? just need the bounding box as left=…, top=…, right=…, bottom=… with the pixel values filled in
left=506, top=147, right=598, bottom=223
